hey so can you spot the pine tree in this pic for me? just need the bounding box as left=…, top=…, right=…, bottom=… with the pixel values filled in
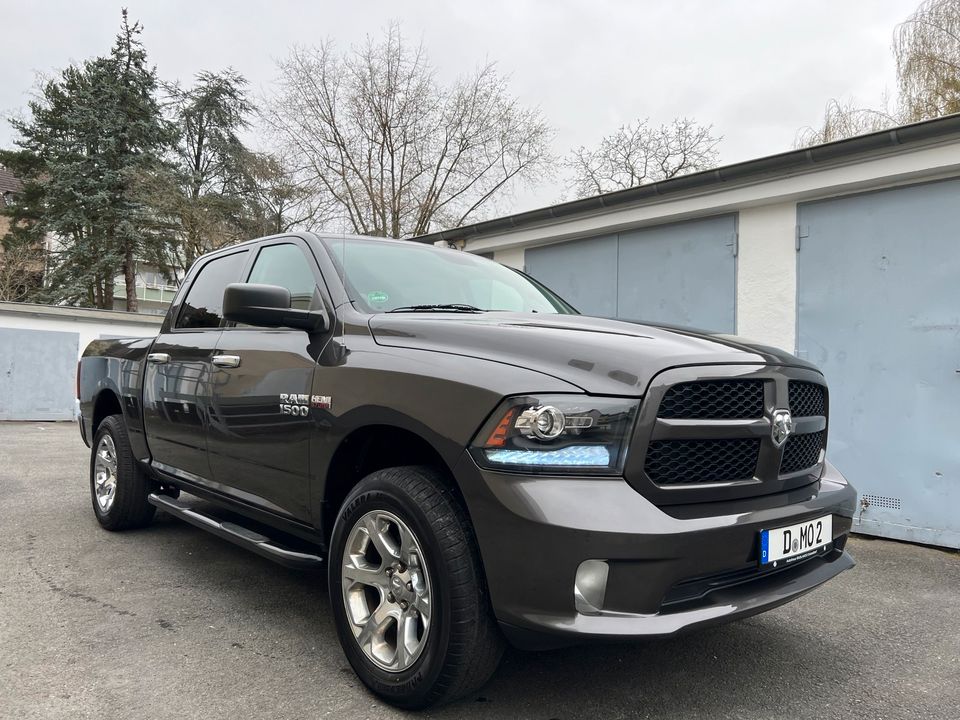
left=1, top=10, right=175, bottom=310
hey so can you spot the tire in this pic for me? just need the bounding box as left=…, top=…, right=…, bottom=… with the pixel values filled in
left=328, top=465, right=504, bottom=709
left=89, top=414, right=156, bottom=531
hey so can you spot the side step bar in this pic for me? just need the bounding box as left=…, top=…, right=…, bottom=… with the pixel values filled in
left=148, top=493, right=324, bottom=570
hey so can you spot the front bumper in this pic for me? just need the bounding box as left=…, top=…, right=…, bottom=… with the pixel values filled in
left=454, top=455, right=857, bottom=650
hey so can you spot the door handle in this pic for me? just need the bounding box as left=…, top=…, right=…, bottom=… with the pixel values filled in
left=146, top=353, right=170, bottom=364
left=212, top=354, right=241, bottom=368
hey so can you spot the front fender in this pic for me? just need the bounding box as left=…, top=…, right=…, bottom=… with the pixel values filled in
left=308, top=339, right=580, bottom=523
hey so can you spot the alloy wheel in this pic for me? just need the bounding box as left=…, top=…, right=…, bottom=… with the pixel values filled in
left=93, top=434, right=118, bottom=512
left=341, top=510, right=432, bottom=672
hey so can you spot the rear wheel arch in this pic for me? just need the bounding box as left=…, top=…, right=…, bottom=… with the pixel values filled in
left=92, top=389, right=122, bottom=433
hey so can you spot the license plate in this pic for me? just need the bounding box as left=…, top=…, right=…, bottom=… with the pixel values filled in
left=760, top=515, right=833, bottom=567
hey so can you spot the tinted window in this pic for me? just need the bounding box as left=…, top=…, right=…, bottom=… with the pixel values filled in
left=176, top=251, right=248, bottom=329
left=247, top=243, right=318, bottom=310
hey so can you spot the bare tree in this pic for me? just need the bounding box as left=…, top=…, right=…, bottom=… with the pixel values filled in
left=0, top=242, right=44, bottom=302
left=263, top=24, right=553, bottom=238
left=895, top=0, right=960, bottom=120
left=794, top=98, right=901, bottom=148
left=241, top=149, right=337, bottom=236
left=564, top=118, right=720, bottom=199
left=797, top=0, right=960, bottom=146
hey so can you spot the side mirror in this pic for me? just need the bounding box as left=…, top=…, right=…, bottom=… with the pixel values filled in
left=222, top=283, right=328, bottom=332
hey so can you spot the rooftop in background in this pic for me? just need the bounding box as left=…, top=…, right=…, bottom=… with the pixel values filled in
left=413, top=113, right=960, bottom=246
left=0, top=166, right=22, bottom=206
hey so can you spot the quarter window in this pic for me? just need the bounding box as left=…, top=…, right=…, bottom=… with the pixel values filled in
left=176, top=251, right=248, bottom=329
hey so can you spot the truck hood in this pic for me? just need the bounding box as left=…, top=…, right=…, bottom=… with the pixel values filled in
left=369, top=312, right=818, bottom=396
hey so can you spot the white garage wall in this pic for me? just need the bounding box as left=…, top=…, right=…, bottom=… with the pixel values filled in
left=0, top=302, right=161, bottom=360
left=0, top=303, right=162, bottom=420
left=735, top=202, right=798, bottom=351
left=493, top=246, right=526, bottom=269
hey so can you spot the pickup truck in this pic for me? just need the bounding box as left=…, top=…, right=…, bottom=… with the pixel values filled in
left=79, top=232, right=856, bottom=709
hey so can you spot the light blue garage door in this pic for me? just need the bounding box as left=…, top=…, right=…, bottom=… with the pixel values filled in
left=525, top=215, right=737, bottom=332
left=797, top=178, right=960, bottom=549
left=0, top=328, right=79, bottom=421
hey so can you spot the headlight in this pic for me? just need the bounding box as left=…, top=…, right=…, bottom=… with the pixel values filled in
left=469, top=394, right=640, bottom=475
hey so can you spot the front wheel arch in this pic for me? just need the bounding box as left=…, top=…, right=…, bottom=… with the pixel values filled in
left=322, top=424, right=467, bottom=542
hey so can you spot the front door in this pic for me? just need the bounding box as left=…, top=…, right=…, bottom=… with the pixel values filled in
left=142, top=248, right=250, bottom=483
left=207, top=239, right=330, bottom=522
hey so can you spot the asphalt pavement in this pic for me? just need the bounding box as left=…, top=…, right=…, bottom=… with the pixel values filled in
left=1, top=421, right=958, bottom=720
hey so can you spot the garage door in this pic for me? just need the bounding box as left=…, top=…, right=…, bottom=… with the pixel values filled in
left=525, top=214, right=737, bottom=332
left=0, top=328, right=79, bottom=421
left=797, top=178, right=960, bottom=549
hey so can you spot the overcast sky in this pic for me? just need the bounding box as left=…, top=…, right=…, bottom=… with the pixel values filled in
left=0, top=0, right=919, bottom=214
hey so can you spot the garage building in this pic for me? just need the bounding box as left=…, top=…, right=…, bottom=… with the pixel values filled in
left=416, top=114, right=960, bottom=550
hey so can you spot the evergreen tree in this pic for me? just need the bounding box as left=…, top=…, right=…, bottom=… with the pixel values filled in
left=164, top=69, right=255, bottom=271
left=1, top=10, right=175, bottom=310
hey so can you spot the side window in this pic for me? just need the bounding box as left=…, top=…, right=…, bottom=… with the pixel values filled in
left=176, top=251, right=248, bottom=329
left=247, top=243, right=318, bottom=310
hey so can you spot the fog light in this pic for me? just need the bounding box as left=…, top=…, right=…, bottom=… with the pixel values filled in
left=574, top=559, right=609, bottom=615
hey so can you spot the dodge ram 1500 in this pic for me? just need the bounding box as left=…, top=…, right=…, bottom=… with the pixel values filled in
left=79, top=232, right=856, bottom=708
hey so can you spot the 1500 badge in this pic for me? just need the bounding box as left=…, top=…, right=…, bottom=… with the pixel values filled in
left=279, top=393, right=332, bottom=415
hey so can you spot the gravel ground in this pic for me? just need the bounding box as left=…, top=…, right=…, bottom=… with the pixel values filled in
left=1, top=421, right=958, bottom=720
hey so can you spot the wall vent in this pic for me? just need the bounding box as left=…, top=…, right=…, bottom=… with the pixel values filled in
left=862, top=494, right=902, bottom=510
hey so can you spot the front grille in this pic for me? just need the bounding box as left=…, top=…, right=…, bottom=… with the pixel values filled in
left=789, top=381, right=826, bottom=417
left=658, top=380, right=764, bottom=420
left=780, top=431, right=825, bottom=473
left=644, top=438, right=760, bottom=485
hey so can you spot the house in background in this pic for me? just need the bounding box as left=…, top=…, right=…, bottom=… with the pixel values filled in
left=0, top=166, right=20, bottom=218
left=0, top=166, right=45, bottom=302
left=112, top=266, right=180, bottom=316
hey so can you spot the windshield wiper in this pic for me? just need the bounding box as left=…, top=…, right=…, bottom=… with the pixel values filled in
left=387, top=303, right=485, bottom=313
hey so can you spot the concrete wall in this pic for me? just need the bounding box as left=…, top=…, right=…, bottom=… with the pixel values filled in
left=736, top=202, right=798, bottom=351
left=0, top=302, right=161, bottom=420
left=493, top=246, right=526, bottom=269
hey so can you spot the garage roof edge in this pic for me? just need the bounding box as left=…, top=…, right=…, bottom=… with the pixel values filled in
left=413, top=113, right=960, bottom=245
left=0, top=301, right=165, bottom=325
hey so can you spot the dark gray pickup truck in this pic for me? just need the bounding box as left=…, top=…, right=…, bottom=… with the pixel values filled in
left=79, top=232, right=856, bottom=708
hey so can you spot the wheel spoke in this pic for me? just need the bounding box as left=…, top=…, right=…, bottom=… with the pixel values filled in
left=363, top=515, right=399, bottom=562
left=343, top=561, right=386, bottom=589
left=356, top=600, right=398, bottom=649
left=395, top=615, right=413, bottom=668
left=413, top=593, right=431, bottom=624
left=98, top=449, right=116, bottom=473
left=397, top=523, right=418, bottom=566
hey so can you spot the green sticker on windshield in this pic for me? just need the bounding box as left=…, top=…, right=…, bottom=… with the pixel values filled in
left=367, top=290, right=389, bottom=305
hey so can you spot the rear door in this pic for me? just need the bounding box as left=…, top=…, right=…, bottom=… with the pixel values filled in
left=206, top=238, right=330, bottom=522
left=142, top=248, right=250, bottom=483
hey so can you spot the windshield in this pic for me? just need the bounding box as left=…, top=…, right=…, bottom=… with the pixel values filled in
left=325, top=237, right=577, bottom=314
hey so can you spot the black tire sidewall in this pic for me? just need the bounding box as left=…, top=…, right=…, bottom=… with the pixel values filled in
left=328, top=475, right=453, bottom=708
left=89, top=415, right=150, bottom=530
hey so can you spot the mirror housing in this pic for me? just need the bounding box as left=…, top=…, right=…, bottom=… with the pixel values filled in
left=222, top=283, right=328, bottom=332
